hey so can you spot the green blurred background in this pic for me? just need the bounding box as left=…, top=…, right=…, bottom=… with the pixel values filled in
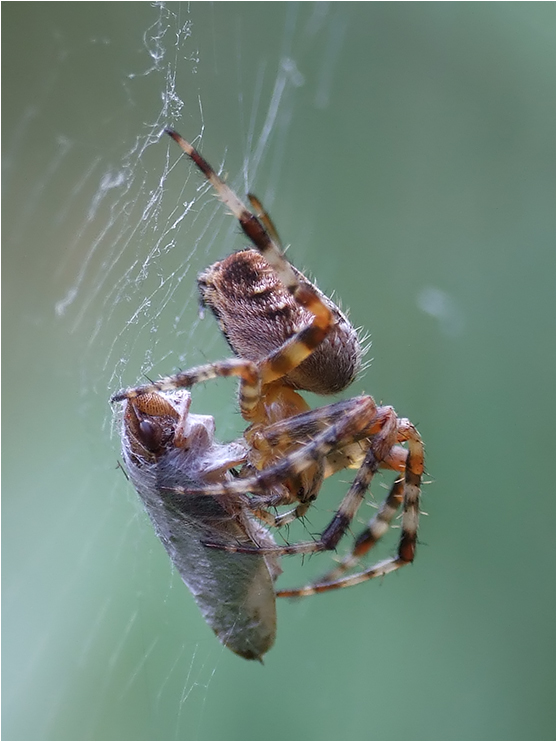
left=3, top=3, right=554, bottom=740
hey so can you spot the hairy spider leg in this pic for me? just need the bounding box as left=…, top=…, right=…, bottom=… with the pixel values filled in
left=289, top=476, right=406, bottom=586
left=111, top=358, right=260, bottom=408
left=247, top=193, right=283, bottom=248
left=251, top=397, right=409, bottom=476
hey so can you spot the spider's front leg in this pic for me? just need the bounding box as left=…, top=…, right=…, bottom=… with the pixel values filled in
left=110, top=358, right=260, bottom=404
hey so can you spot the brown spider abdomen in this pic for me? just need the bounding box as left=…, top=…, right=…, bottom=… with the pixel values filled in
left=198, top=249, right=363, bottom=395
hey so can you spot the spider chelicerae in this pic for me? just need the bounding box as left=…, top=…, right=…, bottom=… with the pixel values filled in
left=112, top=128, right=424, bottom=599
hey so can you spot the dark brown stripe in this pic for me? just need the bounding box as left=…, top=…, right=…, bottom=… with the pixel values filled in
left=398, top=532, right=416, bottom=563
left=354, top=530, right=376, bottom=554
left=405, top=468, right=422, bottom=487
left=239, top=214, right=274, bottom=255
left=321, top=512, right=351, bottom=550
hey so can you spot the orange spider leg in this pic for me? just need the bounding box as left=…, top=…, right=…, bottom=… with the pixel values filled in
left=111, top=358, right=260, bottom=403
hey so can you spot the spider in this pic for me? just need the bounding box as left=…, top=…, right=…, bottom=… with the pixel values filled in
left=112, top=128, right=424, bottom=600
left=119, top=387, right=281, bottom=661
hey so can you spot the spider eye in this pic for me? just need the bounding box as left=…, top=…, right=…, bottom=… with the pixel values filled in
left=138, top=419, right=163, bottom=452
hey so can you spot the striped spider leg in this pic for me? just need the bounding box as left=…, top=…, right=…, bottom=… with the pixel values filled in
left=276, top=474, right=411, bottom=597
left=118, top=387, right=281, bottom=661
left=182, top=395, right=423, bottom=595
left=243, top=397, right=409, bottom=528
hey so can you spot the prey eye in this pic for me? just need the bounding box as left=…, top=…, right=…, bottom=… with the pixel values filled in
left=138, top=419, right=162, bottom=452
